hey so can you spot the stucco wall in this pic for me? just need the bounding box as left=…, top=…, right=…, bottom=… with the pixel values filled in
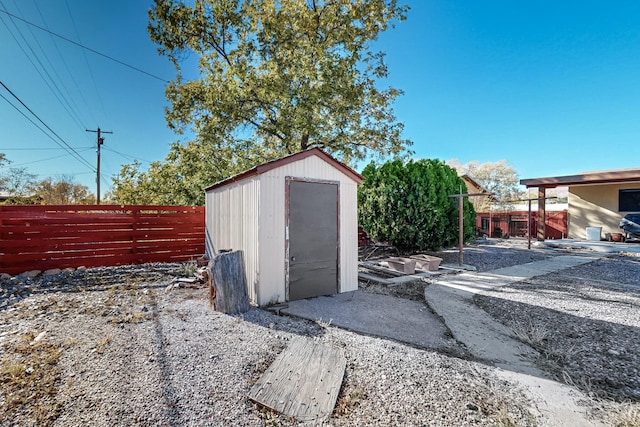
left=568, top=183, right=640, bottom=238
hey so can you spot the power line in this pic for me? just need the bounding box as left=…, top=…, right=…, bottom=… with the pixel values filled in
left=0, top=80, right=95, bottom=171
left=103, top=146, right=154, bottom=164
left=1, top=146, right=93, bottom=150
left=11, top=148, right=93, bottom=166
left=0, top=8, right=170, bottom=83
left=0, top=1, right=89, bottom=133
left=0, top=3, right=85, bottom=129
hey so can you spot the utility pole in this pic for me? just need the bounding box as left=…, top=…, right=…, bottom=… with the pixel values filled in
left=86, top=127, right=113, bottom=204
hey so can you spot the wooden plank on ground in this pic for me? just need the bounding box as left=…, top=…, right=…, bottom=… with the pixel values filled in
left=358, top=271, right=394, bottom=285
left=248, top=338, right=346, bottom=422
left=359, top=261, right=404, bottom=276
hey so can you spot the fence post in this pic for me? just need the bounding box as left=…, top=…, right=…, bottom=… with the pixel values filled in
left=132, top=207, right=139, bottom=262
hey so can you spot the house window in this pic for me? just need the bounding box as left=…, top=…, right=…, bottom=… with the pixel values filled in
left=480, top=216, right=490, bottom=231
left=619, top=189, right=640, bottom=212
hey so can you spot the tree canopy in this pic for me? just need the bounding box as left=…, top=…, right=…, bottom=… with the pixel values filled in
left=358, top=159, right=475, bottom=251
left=448, top=159, right=524, bottom=212
left=150, top=0, right=410, bottom=162
left=111, top=0, right=412, bottom=206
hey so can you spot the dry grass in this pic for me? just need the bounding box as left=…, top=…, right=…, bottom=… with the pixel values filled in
left=510, top=318, right=549, bottom=349
left=334, top=383, right=367, bottom=416
left=95, top=335, right=112, bottom=354
left=612, top=402, right=640, bottom=427
left=0, top=332, right=63, bottom=426
left=179, top=261, right=198, bottom=277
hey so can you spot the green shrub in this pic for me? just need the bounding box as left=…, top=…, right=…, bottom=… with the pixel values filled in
left=358, top=159, right=475, bottom=251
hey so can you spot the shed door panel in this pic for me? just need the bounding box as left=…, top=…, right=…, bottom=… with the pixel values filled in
left=288, top=181, right=338, bottom=301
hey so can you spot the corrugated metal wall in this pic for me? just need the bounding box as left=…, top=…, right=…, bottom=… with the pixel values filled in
left=205, top=178, right=260, bottom=304
left=206, top=154, right=359, bottom=306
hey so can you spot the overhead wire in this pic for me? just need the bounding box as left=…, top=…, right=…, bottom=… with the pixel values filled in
left=10, top=0, right=89, bottom=130
left=63, top=0, right=108, bottom=124
left=103, top=146, right=154, bottom=164
left=0, top=8, right=170, bottom=83
left=0, top=1, right=88, bottom=132
left=11, top=148, right=93, bottom=167
left=0, top=80, right=95, bottom=172
left=1, top=146, right=93, bottom=150
left=34, top=0, right=98, bottom=130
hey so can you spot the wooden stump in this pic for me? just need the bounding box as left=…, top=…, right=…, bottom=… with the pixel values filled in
left=207, top=250, right=250, bottom=314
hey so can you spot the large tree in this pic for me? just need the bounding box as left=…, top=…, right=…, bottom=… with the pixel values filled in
left=0, top=153, right=9, bottom=191
left=149, top=0, right=410, bottom=163
left=448, top=159, right=524, bottom=212
left=33, top=176, right=96, bottom=205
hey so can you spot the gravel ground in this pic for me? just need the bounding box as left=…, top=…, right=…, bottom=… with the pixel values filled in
left=475, top=254, right=640, bottom=403
left=1, top=240, right=639, bottom=426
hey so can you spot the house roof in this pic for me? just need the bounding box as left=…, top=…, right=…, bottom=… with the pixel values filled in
left=460, top=175, right=498, bottom=201
left=204, top=147, right=364, bottom=191
left=520, top=168, right=640, bottom=188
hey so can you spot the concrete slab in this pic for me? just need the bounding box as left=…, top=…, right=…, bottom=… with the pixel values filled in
left=425, top=254, right=604, bottom=426
left=538, top=239, right=640, bottom=254
left=425, top=255, right=595, bottom=361
left=281, top=290, right=451, bottom=350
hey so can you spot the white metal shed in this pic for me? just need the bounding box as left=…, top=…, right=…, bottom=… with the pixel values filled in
left=205, top=148, right=363, bottom=306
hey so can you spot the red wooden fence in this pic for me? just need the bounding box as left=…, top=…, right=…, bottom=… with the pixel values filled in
left=0, top=205, right=205, bottom=275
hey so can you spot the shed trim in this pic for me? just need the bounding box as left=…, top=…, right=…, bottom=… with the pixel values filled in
left=205, top=148, right=363, bottom=191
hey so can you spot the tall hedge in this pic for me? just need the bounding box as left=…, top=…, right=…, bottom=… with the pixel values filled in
left=358, top=159, right=476, bottom=251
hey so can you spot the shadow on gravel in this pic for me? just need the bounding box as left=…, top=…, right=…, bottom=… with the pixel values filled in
left=241, top=307, right=327, bottom=340
left=0, top=264, right=187, bottom=311
left=475, top=285, right=640, bottom=403
left=151, top=304, right=182, bottom=427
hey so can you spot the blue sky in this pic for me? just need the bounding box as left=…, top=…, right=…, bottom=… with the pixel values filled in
left=1, top=1, right=639, bottom=200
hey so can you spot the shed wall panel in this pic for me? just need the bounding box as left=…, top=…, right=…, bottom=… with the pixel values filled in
left=205, top=178, right=260, bottom=304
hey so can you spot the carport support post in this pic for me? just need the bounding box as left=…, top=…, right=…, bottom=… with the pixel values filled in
left=458, top=196, right=464, bottom=265
left=527, top=198, right=532, bottom=250
left=537, top=187, right=546, bottom=241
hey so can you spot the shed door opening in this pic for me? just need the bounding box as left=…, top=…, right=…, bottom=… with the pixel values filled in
left=288, top=180, right=338, bottom=301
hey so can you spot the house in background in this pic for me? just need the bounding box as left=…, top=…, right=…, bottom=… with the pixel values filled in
left=521, top=168, right=640, bottom=240
left=205, top=148, right=363, bottom=306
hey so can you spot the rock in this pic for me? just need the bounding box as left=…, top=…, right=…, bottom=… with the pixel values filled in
left=76, top=266, right=87, bottom=272
left=22, top=270, right=41, bottom=278
left=31, top=331, right=47, bottom=345
left=44, top=268, right=62, bottom=276
left=607, top=349, right=620, bottom=357
left=466, top=402, right=479, bottom=411
left=62, top=268, right=76, bottom=274
left=0, top=273, right=12, bottom=280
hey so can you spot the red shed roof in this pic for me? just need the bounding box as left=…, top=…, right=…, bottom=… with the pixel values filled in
left=205, top=147, right=364, bottom=191
left=520, top=168, right=640, bottom=188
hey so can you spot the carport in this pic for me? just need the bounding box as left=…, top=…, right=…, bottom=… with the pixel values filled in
left=520, top=168, right=640, bottom=240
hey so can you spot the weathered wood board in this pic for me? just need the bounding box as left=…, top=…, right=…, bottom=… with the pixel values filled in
left=248, top=338, right=346, bottom=421
left=209, top=250, right=250, bottom=314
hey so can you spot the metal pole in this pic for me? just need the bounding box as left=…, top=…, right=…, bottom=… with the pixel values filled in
left=527, top=198, right=532, bottom=250
left=458, top=195, right=464, bottom=266
left=86, top=127, right=112, bottom=204
left=96, top=128, right=102, bottom=205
